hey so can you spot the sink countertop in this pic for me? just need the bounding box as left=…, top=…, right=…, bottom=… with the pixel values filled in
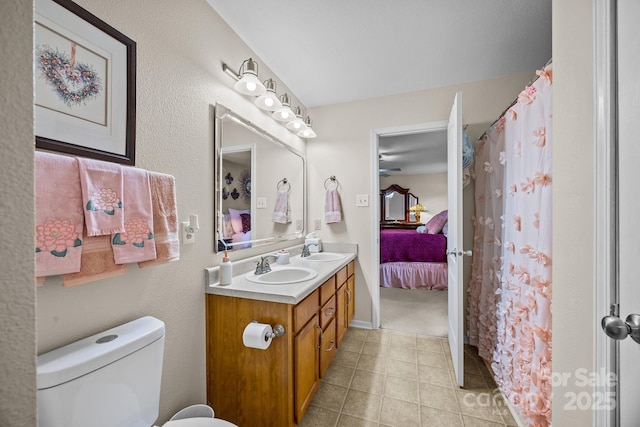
left=204, top=243, right=357, bottom=304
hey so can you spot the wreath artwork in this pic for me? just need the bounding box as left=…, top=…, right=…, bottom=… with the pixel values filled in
left=239, top=169, right=251, bottom=201
left=36, top=43, right=102, bottom=108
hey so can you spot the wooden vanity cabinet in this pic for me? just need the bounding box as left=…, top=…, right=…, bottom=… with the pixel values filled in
left=206, top=262, right=355, bottom=427
left=336, top=260, right=356, bottom=346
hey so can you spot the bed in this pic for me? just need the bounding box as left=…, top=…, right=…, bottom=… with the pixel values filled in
left=379, top=228, right=448, bottom=290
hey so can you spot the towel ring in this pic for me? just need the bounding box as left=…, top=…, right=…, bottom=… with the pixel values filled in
left=277, top=178, right=291, bottom=193
left=324, top=175, right=339, bottom=190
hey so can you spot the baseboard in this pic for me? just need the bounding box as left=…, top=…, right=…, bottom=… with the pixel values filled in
left=350, top=320, right=373, bottom=329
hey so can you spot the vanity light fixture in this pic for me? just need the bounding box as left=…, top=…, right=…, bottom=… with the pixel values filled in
left=221, top=58, right=318, bottom=139
left=285, top=107, right=308, bottom=132
left=272, top=93, right=296, bottom=122
left=297, top=116, right=317, bottom=139
left=232, top=58, right=266, bottom=96
left=254, top=79, right=282, bottom=111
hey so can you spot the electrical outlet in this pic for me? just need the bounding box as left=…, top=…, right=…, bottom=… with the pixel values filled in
left=257, top=197, right=267, bottom=209
left=356, top=194, right=369, bottom=207
left=314, top=219, right=322, bottom=230
left=296, top=219, right=303, bottom=231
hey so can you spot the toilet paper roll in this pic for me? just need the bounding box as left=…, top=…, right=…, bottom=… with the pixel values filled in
left=242, top=322, right=273, bottom=350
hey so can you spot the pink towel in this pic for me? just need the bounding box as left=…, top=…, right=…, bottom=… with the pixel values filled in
left=78, top=158, right=125, bottom=236
left=324, top=188, right=342, bottom=223
left=35, top=152, right=84, bottom=278
left=111, top=167, right=157, bottom=264
left=63, top=227, right=127, bottom=287
left=272, top=190, right=291, bottom=224
left=138, top=172, right=180, bottom=268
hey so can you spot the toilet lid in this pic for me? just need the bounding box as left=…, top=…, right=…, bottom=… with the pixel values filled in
left=163, top=418, right=237, bottom=427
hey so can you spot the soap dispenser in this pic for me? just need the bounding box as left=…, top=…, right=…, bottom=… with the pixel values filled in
left=219, top=250, right=232, bottom=286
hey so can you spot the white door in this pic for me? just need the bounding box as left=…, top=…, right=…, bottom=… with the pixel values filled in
left=447, top=92, right=464, bottom=387
left=616, top=1, right=640, bottom=423
left=600, top=1, right=640, bottom=425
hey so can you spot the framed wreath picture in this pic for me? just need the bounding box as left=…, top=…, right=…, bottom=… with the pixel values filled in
left=35, top=0, right=136, bottom=165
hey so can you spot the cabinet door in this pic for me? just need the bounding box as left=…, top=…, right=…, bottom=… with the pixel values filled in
left=294, top=314, right=319, bottom=424
left=319, top=317, right=337, bottom=378
left=347, top=275, right=355, bottom=322
left=336, top=283, right=348, bottom=345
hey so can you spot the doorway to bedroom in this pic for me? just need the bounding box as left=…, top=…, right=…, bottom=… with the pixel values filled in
left=373, top=121, right=450, bottom=338
left=371, top=120, right=485, bottom=338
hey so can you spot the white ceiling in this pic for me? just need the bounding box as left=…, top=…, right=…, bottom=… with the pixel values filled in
left=206, top=0, right=552, bottom=175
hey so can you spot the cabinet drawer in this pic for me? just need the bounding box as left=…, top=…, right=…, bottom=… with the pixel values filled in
left=336, top=265, right=348, bottom=287
left=319, top=317, right=337, bottom=378
left=294, top=289, right=319, bottom=333
left=347, top=260, right=355, bottom=278
left=320, top=295, right=336, bottom=330
left=319, top=276, right=336, bottom=306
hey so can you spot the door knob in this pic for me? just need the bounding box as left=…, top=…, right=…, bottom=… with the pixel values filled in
left=601, top=313, right=640, bottom=344
left=458, top=250, right=472, bottom=257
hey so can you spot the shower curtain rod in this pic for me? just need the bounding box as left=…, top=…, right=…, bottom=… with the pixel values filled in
left=480, top=58, right=553, bottom=139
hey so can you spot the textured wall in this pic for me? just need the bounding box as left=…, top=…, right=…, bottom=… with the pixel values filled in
left=0, top=1, right=36, bottom=426
left=34, top=0, right=304, bottom=423
left=551, top=0, right=595, bottom=425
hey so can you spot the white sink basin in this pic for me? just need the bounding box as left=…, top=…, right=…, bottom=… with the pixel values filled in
left=245, top=266, right=318, bottom=285
left=297, top=252, right=346, bottom=262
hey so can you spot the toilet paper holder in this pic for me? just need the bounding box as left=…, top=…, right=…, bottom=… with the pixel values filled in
left=266, top=323, right=286, bottom=339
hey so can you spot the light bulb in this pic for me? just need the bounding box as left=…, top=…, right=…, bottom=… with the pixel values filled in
left=246, top=82, right=257, bottom=92
left=265, top=98, right=274, bottom=107
left=293, top=122, right=301, bottom=129
left=280, top=111, right=290, bottom=120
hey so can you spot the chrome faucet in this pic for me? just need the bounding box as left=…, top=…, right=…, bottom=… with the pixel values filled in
left=255, top=255, right=278, bottom=274
left=301, top=243, right=318, bottom=258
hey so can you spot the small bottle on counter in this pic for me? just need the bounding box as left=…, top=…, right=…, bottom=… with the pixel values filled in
left=219, top=250, right=232, bottom=285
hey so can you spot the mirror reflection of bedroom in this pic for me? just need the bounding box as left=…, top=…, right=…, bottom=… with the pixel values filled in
left=378, top=124, right=483, bottom=337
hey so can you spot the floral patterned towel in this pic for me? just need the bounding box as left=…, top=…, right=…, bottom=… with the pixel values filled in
left=111, top=167, right=156, bottom=264
left=78, top=158, right=125, bottom=236
left=35, top=152, right=84, bottom=278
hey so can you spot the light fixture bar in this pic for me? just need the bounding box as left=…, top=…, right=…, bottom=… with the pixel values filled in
left=221, top=59, right=317, bottom=139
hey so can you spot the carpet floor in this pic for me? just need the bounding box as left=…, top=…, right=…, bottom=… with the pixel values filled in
left=380, top=287, right=448, bottom=337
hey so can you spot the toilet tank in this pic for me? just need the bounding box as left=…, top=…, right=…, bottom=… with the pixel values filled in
left=37, top=316, right=165, bottom=427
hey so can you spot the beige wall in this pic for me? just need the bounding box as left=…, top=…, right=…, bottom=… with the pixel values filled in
left=552, top=0, right=595, bottom=425
left=0, top=1, right=36, bottom=426
left=34, top=0, right=305, bottom=423
left=308, top=72, right=534, bottom=324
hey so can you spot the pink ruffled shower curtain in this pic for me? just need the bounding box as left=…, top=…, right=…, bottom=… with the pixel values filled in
left=468, top=65, right=552, bottom=426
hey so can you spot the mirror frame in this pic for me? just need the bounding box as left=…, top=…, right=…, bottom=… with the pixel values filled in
left=380, top=184, right=418, bottom=224
left=214, top=103, right=306, bottom=253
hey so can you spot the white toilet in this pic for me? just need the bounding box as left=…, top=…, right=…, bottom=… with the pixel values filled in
left=37, top=316, right=236, bottom=427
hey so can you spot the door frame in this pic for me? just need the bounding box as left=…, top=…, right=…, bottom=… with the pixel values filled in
left=593, top=0, right=617, bottom=425
left=370, top=120, right=448, bottom=329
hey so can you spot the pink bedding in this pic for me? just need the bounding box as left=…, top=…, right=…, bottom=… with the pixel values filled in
left=380, top=262, right=448, bottom=290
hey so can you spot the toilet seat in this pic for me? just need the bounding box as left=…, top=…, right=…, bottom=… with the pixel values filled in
left=163, top=418, right=237, bottom=427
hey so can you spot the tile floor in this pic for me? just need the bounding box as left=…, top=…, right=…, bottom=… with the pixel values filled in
left=300, top=328, right=519, bottom=427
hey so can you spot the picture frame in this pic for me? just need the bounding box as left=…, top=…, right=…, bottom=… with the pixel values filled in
left=35, top=0, right=136, bottom=165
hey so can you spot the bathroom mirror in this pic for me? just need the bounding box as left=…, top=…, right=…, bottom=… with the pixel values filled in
left=214, top=104, right=305, bottom=253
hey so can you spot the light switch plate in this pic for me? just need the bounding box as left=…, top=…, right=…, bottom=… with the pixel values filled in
left=257, top=197, right=267, bottom=209
left=314, top=219, right=322, bottom=230
left=356, top=194, right=369, bottom=207
left=296, top=219, right=303, bottom=231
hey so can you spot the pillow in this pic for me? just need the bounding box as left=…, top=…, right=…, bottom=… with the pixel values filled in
left=240, top=213, right=251, bottom=233
left=425, top=210, right=448, bottom=234
left=442, top=221, right=449, bottom=237
left=228, top=208, right=250, bottom=234
left=221, top=214, right=234, bottom=239
left=416, top=225, right=426, bottom=233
